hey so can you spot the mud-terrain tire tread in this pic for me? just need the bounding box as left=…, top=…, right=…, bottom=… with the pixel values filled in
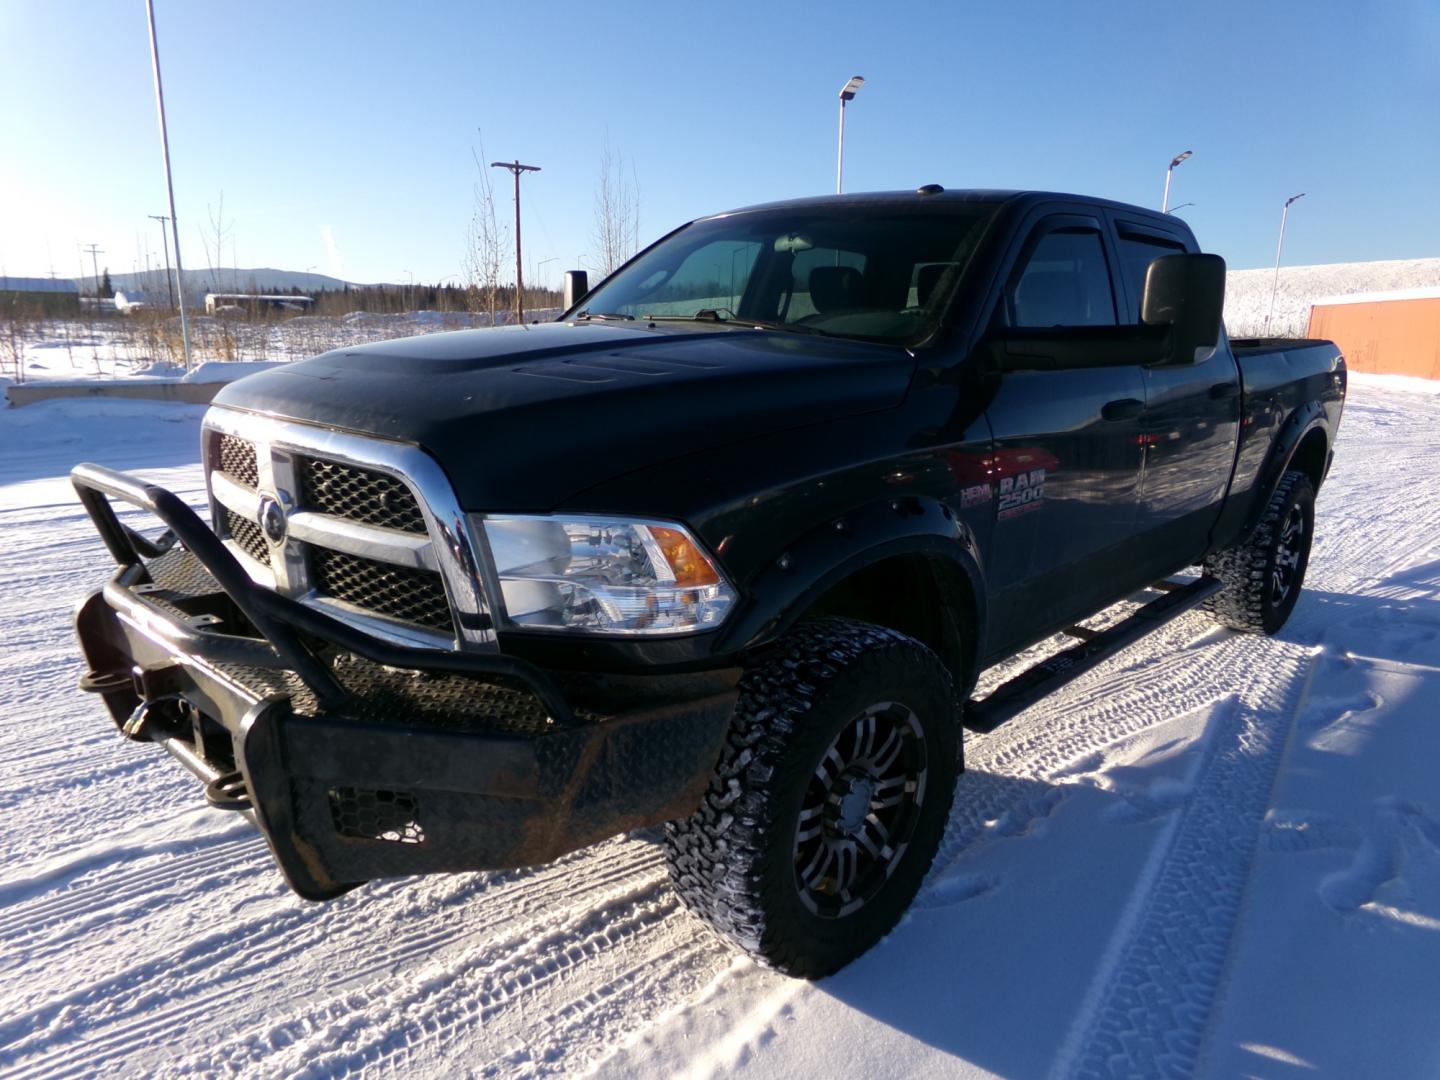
left=664, top=616, right=960, bottom=978
left=1203, top=469, right=1315, bottom=634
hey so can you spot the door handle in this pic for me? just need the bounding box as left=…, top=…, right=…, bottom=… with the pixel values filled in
left=1101, top=398, right=1143, bottom=422
left=1209, top=381, right=1241, bottom=400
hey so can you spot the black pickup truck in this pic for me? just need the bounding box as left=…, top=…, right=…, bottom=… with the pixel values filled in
left=71, top=188, right=1345, bottom=976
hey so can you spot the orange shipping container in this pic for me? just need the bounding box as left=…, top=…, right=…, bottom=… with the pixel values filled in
left=1306, top=292, right=1440, bottom=380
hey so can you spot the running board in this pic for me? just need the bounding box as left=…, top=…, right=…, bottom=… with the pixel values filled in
left=963, top=577, right=1223, bottom=734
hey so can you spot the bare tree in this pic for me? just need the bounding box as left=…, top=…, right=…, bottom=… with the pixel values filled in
left=0, top=303, right=29, bottom=384
left=199, top=191, right=236, bottom=295
left=463, top=135, right=507, bottom=325
left=592, top=139, right=641, bottom=278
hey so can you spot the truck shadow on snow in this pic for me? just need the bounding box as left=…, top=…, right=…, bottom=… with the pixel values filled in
left=804, top=766, right=1180, bottom=1077
left=802, top=570, right=1440, bottom=1076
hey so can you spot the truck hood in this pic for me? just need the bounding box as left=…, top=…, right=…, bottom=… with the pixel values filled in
left=212, top=321, right=916, bottom=510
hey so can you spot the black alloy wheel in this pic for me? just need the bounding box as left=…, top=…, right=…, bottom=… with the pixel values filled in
left=664, top=617, right=962, bottom=978
left=794, top=700, right=928, bottom=919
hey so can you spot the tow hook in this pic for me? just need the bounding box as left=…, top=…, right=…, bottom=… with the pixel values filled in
left=78, top=670, right=132, bottom=694
left=204, top=771, right=253, bottom=812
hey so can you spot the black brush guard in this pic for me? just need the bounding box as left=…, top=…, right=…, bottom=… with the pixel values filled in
left=70, top=463, right=737, bottom=899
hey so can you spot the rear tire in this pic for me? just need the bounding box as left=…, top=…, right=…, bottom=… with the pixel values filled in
left=1203, top=469, right=1315, bottom=634
left=664, top=617, right=961, bottom=978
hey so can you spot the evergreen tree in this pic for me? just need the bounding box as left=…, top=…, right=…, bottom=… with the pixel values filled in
left=100, top=268, right=114, bottom=298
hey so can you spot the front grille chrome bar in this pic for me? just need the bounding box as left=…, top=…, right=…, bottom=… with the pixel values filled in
left=286, top=512, right=438, bottom=572
left=202, top=407, right=498, bottom=652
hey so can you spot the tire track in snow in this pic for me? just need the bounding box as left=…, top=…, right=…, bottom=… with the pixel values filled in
left=180, top=872, right=689, bottom=1080
left=1052, top=644, right=1316, bottom=1079
left=0, top=834, right=672, bottom=1076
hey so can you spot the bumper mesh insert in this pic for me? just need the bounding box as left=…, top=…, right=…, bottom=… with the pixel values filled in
left=328, top=787, right=425, bottom=844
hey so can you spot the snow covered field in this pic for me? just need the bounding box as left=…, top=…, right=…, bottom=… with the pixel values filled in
left=1225, top=257, right=1440, bottom=338
left=2, top=376, right=1439, bottom=1077
left=6, top=309, right=564, bottom=392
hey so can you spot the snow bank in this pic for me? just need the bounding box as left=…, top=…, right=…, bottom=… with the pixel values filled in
left=1348, top=371, right=1440, bottom=395
left=181, top=360, right=286, bottom=384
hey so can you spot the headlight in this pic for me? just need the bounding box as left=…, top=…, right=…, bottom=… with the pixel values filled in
left=477, top=515, right=736, bottom=635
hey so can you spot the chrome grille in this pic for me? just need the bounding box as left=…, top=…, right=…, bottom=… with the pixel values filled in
left=226, top=509, right=269, bottom=565
left=218, top=434, right=259, bottom=488
left=310, top=548, right=454, bottom=633
left=202, top=412, right=494, bottom=649
left=298, top=457, right=427, bottom=534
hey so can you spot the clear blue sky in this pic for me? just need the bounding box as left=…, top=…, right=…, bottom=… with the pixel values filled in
left=3, top=0, right=1437, bottom=287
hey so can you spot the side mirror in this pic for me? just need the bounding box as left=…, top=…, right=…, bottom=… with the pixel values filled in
left=563, top=270, right=589, bottom=312
left=1141, top=253, right=1226, bottom=364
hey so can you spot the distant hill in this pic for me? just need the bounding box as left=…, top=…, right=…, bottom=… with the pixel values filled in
left=1226, top=257, right=1440, bottom=337
left=78, top=267, right=357, bottom=297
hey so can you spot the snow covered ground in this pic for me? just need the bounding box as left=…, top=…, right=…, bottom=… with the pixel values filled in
left=1, top=375, right=1438, bottom=1077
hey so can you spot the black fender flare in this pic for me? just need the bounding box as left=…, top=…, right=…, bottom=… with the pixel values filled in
left=1238, top=401, right=1330, bottom=542
left=715, top=496, right=987, bottom=687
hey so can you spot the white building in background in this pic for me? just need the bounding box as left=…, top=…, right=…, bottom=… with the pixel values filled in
left=205, top=293, right=314, bottom=315
left=113, top=290, right=153, bottom=314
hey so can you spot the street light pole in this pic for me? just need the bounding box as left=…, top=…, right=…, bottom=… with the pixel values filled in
left=491, top=159, right=541, bottom=322
left=535, top=257, right=557, bottom=302
left=1265, top=192, right=1306, bottom=336
left=144, top=0, right=192, bottom=368
left=836, top=76, right=865, bottom=195
left=1162, top=150, right=1193, bottom=212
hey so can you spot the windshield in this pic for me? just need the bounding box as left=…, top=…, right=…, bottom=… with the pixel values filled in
left=573, top=201, right=1000, bottom=346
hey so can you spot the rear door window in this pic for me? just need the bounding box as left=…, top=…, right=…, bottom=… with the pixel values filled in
left=1115, top=232, right=1187, bottom=322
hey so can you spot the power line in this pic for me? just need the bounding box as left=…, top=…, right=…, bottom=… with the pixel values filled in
left=83, top=243, right=104, bottom=296
left=148, top=214, right=175, bottom=309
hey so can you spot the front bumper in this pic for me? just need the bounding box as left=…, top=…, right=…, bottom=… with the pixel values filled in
left=70, top=464, right=737, bottom=900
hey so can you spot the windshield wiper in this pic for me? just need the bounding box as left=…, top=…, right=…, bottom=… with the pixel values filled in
left=574, top=310, right=635, bottom=321
left=643, top=308, right=734, bottom=322
left=743, top=317, right=833, bottom=338
left=640, top=310, right=834, bottom=338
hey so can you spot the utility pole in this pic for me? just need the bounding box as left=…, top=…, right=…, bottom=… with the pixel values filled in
left=144, top=0, right=192, bottom=368
left=490, top=159, right=540, bottom=323
left=148, top=214, right=174, bottom=309
left=1265, top=192, right=1306, bottom=336
left=83, top=244, right=104, bottom=296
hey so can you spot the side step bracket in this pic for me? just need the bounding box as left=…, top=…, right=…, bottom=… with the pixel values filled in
left=964, top=576, right=1223, bottom=734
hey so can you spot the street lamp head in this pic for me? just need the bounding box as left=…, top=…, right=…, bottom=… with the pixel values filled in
left=1169, top=150, right=1193, bottom=170
left=1285, top=192, right=1306, bottom=207
left=839, top=75, right=865, bottom=102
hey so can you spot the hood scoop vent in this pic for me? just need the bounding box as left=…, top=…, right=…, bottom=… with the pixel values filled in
left=516, top=353, right=724, bottom=383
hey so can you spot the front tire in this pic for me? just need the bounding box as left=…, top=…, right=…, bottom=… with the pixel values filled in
left=1203, top=469, right=1315, bottom=634
left=664, top=617, right=961, bottom=978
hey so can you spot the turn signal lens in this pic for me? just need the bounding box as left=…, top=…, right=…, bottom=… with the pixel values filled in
left=648, top=526, right=721, bottom=587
